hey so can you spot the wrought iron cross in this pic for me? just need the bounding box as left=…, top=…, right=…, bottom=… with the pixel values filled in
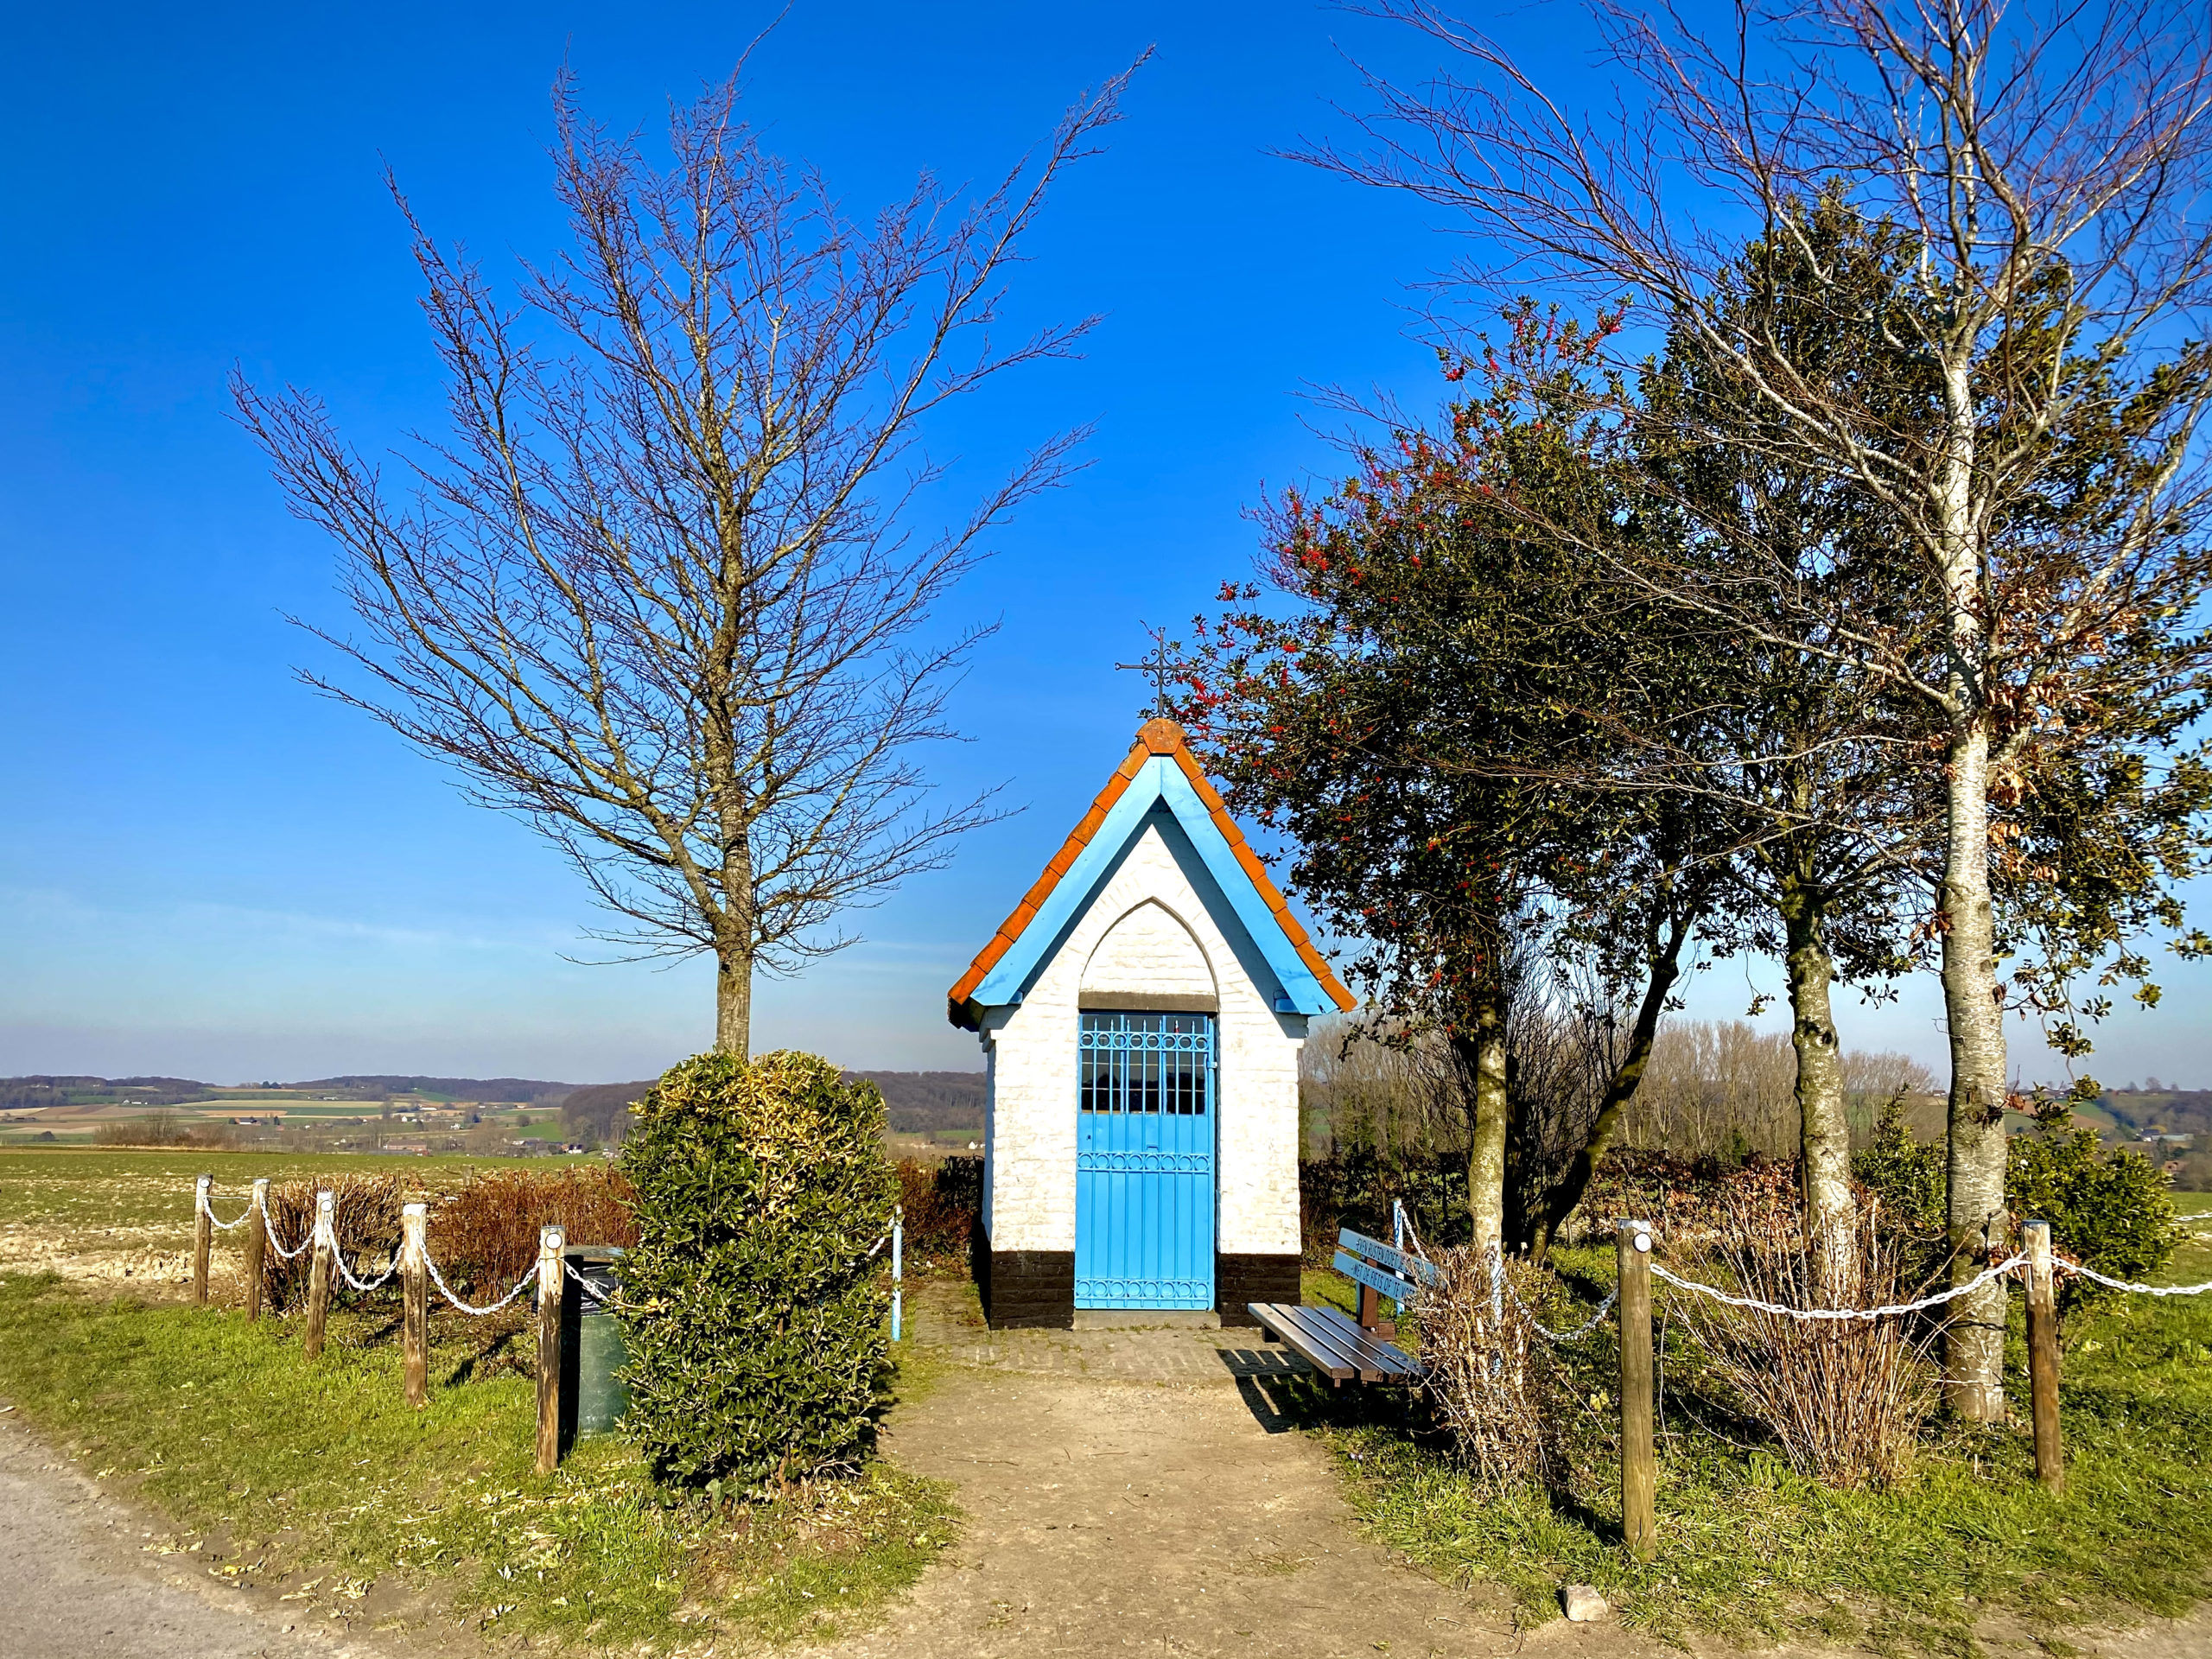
left=1114, top=624, right=1173, bottom=718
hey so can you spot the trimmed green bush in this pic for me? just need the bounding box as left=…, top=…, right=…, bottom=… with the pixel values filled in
left=1854, top=1095, right=2180, bottom=1317
left=1852, top=1096, right=1947, bottom=1241
left=617, top=1051, right=897, bottom=1489
left=2008, top=1116, right=2178, bottom=1314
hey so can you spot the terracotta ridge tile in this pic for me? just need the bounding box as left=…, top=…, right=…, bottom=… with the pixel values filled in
left=947, top=725, right=1356, bottom=1023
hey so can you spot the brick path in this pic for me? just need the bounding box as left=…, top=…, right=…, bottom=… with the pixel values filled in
left=906, top=1279, right=1318, bottom=1385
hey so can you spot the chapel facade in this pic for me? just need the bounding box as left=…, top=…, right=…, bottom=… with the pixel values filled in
left=946, top=718, right=1355, bottom=1328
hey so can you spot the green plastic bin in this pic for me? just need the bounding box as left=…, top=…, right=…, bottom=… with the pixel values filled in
left=560, top=1245, right=631, bottom=1444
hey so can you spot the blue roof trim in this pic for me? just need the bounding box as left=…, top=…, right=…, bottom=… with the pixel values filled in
left=968, top=755, right=1335, bottom=1017
left=970, top=758, right=1170, bottom=1007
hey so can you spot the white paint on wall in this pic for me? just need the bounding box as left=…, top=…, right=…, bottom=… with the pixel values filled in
left=972, top=807, right=1306, bottom=1259
left=1081, top=899, right=1216, bottom=1002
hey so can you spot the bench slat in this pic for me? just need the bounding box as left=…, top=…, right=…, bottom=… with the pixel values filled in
left=1246, top=1302, right=1355, bottom=1380
left=1247, top=1302, right=1426, bottom=1384
left=1274, top=1304, right=1387, bottom=1382
left=1304, top=1306, right=1424, bottom=1377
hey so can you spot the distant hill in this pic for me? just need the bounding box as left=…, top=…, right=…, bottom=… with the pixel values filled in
left=0, top=1076, right=211, bottom=1110
left=556, top=1069, right=985, bottom=1143
left=287, top=1075, right=575, bottom=1103
left=850, top=1071, right=985, bottom=1133
left=5, top=1066, right=987, bottom=1140
left=0, top=1073, right=582, bottom=1112
left=2098, top=1088, right=2212, bottom=1141
left=561, top=1081, right=654, bottom=1142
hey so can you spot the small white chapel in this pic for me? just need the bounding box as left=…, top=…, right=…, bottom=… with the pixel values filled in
left=946, top=718, right=1355, bottom=1328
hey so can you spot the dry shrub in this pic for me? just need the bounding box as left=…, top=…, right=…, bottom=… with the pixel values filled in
left=1669, top=1191, right=1938, bottom=1488
left=1416, top=1246, right=1560, bottom=1487
left=93, top=1112, right=238, bottom=1150
left=261, top=1174, right=408, bottom=1310
left=429, top=1166, right=637, bottom=1297
left=1569, top=1150, right=1798, bottom=1249
left=893, top=1156, right=980, bottom=1269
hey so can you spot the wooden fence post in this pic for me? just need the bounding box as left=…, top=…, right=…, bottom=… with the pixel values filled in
left=892, top=1205, right=905, bottom=1343
left=2024, top=1219, right=2064, bottom=1493
left=303, top=1190, right=334, bottom=1359
left=191, top=1175, right=213, bottom=1306
left=402, top=1203, right=429, bottom=1408
left=535, top=1226, right=565, bottom=1475
left=1618, top=1219, right=1656, bottom=1560
left=244, top=1179, right=269, bottom=1322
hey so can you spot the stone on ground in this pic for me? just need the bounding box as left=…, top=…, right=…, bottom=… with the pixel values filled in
left=1562, top=1583, right=1611, bottom=1623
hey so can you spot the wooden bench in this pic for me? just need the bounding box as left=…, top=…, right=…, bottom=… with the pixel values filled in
left=1247, top=1227, right=1436, bottom=1386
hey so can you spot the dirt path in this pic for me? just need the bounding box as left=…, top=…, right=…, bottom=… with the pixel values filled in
left=0, top=1411, right=381, bottom=1659
left=819, top=1294, right=1665, bottom=1659
left=820, top=1355, right=1618, bottom=1659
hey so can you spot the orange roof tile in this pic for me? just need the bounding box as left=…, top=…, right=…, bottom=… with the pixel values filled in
left=945, top=718, right=1355, bottom=1027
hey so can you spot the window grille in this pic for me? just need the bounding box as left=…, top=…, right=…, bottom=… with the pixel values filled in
left=1077, top=1012, right=1212, bottom=1116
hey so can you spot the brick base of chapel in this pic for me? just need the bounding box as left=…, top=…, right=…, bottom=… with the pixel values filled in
left=1213, top=1252, right=1300, bottom=1325
left=976, top=1238, right=1077, bottom=1329
left=974, top=1232, right=1304, bottom=1332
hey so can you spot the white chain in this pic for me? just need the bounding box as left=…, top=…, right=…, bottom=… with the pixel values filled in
left=564, top=1258, right=616, bottom=1306
left=196, top=1187, right=256, bottom=1231
left=425, top=1253, right=538, bottom=1316
left=200, top=1185, right=601, bottom=1319
left=1649, top=1253, right=2029, bottom=1322
left=1399, top=1211, right=1433, bottom=1266
left=264, top=1204, right=315, bottom=1261
left=1488, top=1250, right=1620, bottom=1343
left=330, top=1243, right=399, bottom=1294
left=2056, top=1256, right=2212, bottom=1298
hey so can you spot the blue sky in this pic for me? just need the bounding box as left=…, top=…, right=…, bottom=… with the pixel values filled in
left=3, top=2, right=2205, bottom=1087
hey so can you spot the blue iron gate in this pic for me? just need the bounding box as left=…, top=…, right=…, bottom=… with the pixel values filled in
left=1075, top=1011, right=1216, bottom=1310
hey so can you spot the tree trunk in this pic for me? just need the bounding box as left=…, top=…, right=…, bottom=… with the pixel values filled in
left=715, top=950, right=751, bottom=1058
left=1941, top=716, right=2011, bottom=1420
left=1780, top=878, right=1853, bottom=1292
left=713, top=832, right=754, bottom=1058
left=1463, top=985, right=1511, bottom=1260
left=1527, top=913, right=1690, bottom=1263
left=1931, top=335, right=2009, bottom=1420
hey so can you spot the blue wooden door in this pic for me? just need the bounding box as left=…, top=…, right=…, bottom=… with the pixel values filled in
left=1075, top=1011, right=1216, bottom=1310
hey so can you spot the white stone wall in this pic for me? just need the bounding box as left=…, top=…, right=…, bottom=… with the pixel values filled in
left=975, top=807, right=1306, bottom=1257
left=1080, top=899, right=1215, bottom=1001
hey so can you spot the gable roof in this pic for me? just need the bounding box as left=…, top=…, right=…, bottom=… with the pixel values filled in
left=946, top=718, right=1356, bottom=1030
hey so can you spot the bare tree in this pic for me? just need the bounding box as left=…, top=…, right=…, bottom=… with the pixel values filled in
left=238, top=66, right=1141, bottom=1056
left=1311, top=0, right=2212, bottom=1417
left=1626, top=1019, right=1936, bottom=1159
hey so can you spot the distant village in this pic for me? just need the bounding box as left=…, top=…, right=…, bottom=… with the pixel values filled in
left=0, top=1070, right=988, bottom=1160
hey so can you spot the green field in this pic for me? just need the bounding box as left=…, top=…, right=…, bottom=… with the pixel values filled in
left=0, top=1148, right=496, bottom=1252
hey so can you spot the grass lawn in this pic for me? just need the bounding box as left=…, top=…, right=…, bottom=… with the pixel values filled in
left=0, top=1147, right=958, bottom=1649
left=1305, top=1218, right=2212, bottom=1654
